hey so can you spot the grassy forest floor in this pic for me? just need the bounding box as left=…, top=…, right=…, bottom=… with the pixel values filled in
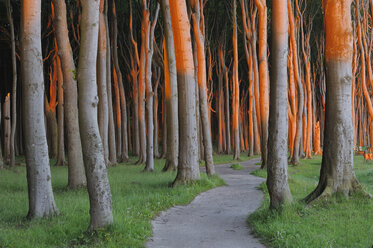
left=250, top=155, right=373, bottom=248
left=0, top=153, right=253, bottom=248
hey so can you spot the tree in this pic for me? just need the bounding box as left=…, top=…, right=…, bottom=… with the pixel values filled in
left=169, top=0, right=200, bottom=185
left=190, top=0, right=215, bottom=175
left=304, top=0, right=366, bottom=203
left=232, top=0, right=240, bottom=160
left=267, top=0, right=292, bottom=209
left=254, top=0, right=270, bottom=169
left=6, top=0, right=17, bottom=168
left=78, top=0, right=113, bottom=229
left=161, top=0, right=179, bottom=172
left=53, top=0, right=86, bottom=188
left=21, top=0, right=59, bottom=218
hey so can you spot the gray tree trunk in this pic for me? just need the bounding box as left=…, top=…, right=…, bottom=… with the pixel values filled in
left=21, top=0, right=59, bottom=218
left=78, top=0, right=113, bottom=229
left=97, top=0, right=109, bottom=165
left=3, top=95, right=10, bottom=164
left=267, top=0, right=292, bottom=209
left=53, top=0, right=86, bottom=188
left=161, top=0, right=179, bottom=171
left=6, top=0, right=17, bottom=167
left=106, top=0, right=117, bottom=165
left=169, top=0, right=200, bottom=185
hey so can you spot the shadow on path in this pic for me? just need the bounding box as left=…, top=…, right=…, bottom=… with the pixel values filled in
left=147, top=158, right=266, bottom=248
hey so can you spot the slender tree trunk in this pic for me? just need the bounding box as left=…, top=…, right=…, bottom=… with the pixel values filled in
left=153, top=70, right=160, bottom=158
left=112, top=0, right=128, bottom=162
left=21, top=0, right=59, bottom=218
left=106, top=0, right=116, bottom=165
left=53, top=0, right=86, bottom=188
left=232, top=0, right=240, bottom=160
left=305, top=0, right=368, bottom=203
left=254, top=0, right=270, bottom=169
left=3, top=95, right=11, bottom=164
left=78, top=0, right=113, bottom=229
left=0, top=100, right=3, bottom=169
left=6, top=0, right=17, bottom=167
left=55, top=57, right=65, bottom=166
left=191, top=0, right=215, bottom=175
left=97, top=0, right=109, bottom=165
left=267, top=0, right=292, bottom=209
left=169, top=0, right=200, bottom=185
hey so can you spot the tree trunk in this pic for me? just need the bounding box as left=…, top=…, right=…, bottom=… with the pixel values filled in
left=53, top=0, right=86, bottom=188
left=232, top=0, right=240, bottom=160
left=153, top=69, right=160, bottom=158
left=169, top=0, right=200, bottom=185
left=106, top=0, right=117, bottom=165
left=112, top=0, right=128, bottom=162
left=97, top=0, right=109, bottom=165
left=55, top=57, right=65, bottom=166
left=78, top=0, right=113, bottom=229
left=191, top=0, right=215, bottom=176
left=305, top=0, right=367, bottom=203
left=267, top=0, right=292, bottom=209
left=6, top=0, right=17, bottom=167
left=254, top=0, right=270, bottom=169
left=21, top=0, right=59, bottom=218
left=0, top=100, right=3, bottom=169
left=3, top=95, right=11, bottom=164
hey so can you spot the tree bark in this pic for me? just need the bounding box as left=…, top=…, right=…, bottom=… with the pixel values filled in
left=304, top=0, right=367, bottom=203
left=267, top=0, right=292, bottom=209
left=97, top=0, right=109, bottom=165
left=232, top=0, right=240, bottom=160
left=169, top=0, right=200, bottom=185
left=55, top=57, right=65, bottom=166
left=53, top=0, right=86, bottom=188
left=6, top=0, right=17, bottom=167
left=21, top=0, right=59, bottom=218
left=78, top=0, right=113, bottom=229
left=3, top=95, right=11, bottom=164
left=191, top=0, right=215, bottom=175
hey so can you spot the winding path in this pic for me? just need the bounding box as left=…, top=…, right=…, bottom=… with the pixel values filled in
left=147, top=158, right=266, bottom=248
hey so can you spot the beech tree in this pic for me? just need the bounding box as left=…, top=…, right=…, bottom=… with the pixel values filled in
left=53, top=0, right=86, bottom=188
left=304, top=0, right=365, bottom=202
left=169, top=0, right=200, bottom=185
left=77, top=0, right=113, bottom=229
left=21, top=0, right=59, bottom=218
left=267, top=0, right=292, bottom=209
left=161, top=0, right=179, bottom=172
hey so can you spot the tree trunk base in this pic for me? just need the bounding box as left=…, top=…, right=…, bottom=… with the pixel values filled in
left=162, top=160, right=177, bottom=172
left=304, top=178, right=372, bottom=204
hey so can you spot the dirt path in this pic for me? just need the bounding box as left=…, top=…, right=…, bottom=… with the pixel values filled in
left=146, top=158, right=266, bottom=248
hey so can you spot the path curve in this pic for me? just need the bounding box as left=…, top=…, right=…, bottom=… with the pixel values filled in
left=147, top=158, right=266, bottom=248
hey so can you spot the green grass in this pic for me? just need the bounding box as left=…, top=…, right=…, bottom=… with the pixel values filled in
left=0, top=156, right=227, bottom=248
left=249, top=155, right=373, bottom=248
left=230, top=163, right=244, bottom=170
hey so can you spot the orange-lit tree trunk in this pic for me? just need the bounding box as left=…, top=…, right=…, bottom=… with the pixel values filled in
left=305, top=0, right=366, bottom=203
left=288, top=0, right=304, bottom=166
left=267, top=0, right=292, bottom=209
left=169, top=0, right=200, bottom=185
left=161, top=0, right=179, bottom=171
left=53, top=0, right=86, bottom=188
left=232, top=0, right=240, bottom=160
left=55, top=56, right=65, bottom=166
left=191, top=0, right=215, bottom=175
left=254, top=0, right=270, bottom=168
